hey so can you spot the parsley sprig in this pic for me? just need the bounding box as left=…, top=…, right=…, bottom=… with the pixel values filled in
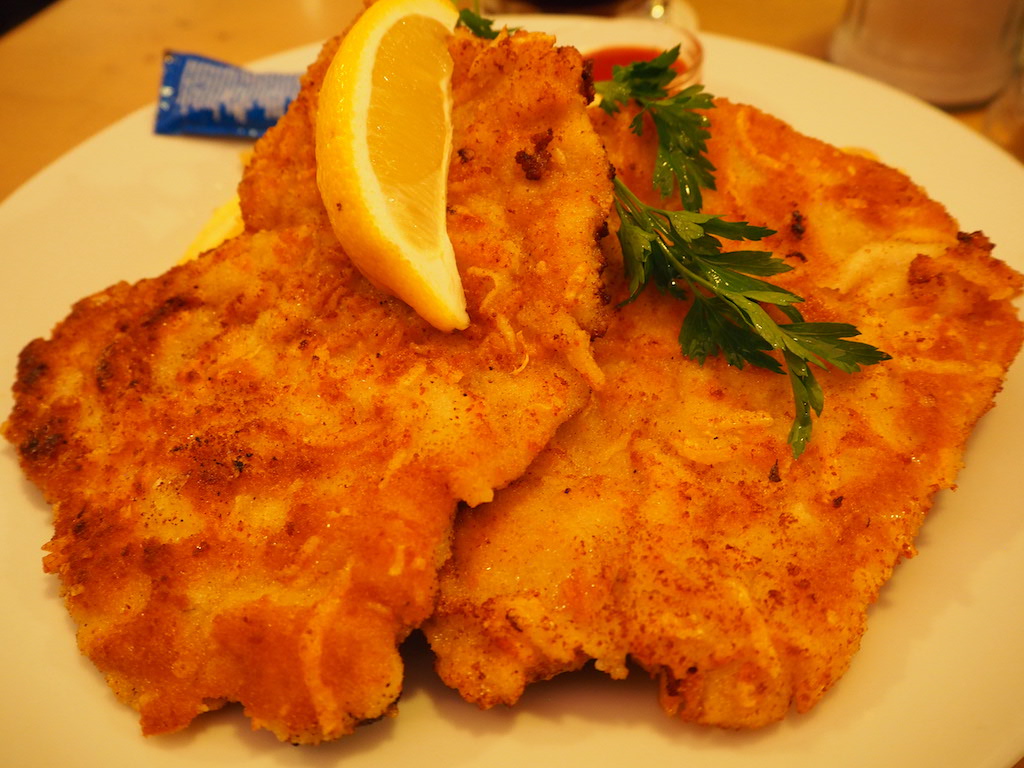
left=601, top=50, right=890, bottom=457
left=456, top=6, right=504, bottom=40
left=456, top=19, right=891, bottom=457
left=614, top=180, right=891, bottom=456
left=596, top=47, right=715, bottom=211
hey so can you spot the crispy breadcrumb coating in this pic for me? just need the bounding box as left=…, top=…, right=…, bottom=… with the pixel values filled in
left=2, top=27, right=612, bottom=743
left=424, top=100, right=1023, bottom=727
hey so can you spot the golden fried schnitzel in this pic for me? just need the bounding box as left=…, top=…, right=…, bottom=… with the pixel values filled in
left=424, top=99, right=1024, bottom=727
left=1, top=27, right=611, bottom=743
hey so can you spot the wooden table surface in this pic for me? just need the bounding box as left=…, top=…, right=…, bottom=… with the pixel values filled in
left=0, top=1, right=1019, bottom=766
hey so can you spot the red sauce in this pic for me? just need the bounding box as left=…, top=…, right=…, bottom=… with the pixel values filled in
left=586, top=45, right=687, bottom=82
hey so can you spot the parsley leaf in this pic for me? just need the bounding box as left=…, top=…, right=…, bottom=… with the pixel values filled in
left=612, top=172, right=891, bottom=458
left=452, top=20, right=893, bottom=457
left=456, top=7, right=503, bottom=40
left=597, top=50, right=891, bottom=456
left=596, top=48, right=715, bottom=211
left=595, top=47, right=681, bottom=107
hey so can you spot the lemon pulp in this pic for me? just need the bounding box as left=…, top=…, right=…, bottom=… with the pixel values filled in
left=315, top=0, right=467, bottom=332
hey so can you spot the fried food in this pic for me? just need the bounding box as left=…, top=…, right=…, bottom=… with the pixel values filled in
left=1, top=27, right=612, bottom=743
left=424, top=99, right=1024, bottom=727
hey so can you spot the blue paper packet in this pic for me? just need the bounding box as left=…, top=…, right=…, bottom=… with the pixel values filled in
left=155, top=51, right=301, bottom=139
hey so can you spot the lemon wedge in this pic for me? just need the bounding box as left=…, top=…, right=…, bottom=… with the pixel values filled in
left=315, top=0, right=467, bottom=332
left=179, top=195, right=244, bottom=263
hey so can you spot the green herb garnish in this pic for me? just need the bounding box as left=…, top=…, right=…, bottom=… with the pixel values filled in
left=614, top=181, right=891, bottom=457
left=597, top=47, right=890, bottom=457
left=456, top=6, right=503, bottom=40
left=458, top=17, right=890, bottom=457
left=595, top=48, right=715, bottom=211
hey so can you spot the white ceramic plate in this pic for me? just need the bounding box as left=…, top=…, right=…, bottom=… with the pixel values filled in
left=1, top=16, right=1022, bottom=768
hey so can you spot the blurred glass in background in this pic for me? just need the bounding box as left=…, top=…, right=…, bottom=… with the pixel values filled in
left=477, top=0, right=698, bottom=29
left=984, top=41, right=1024, bottom=161
left=829, top=0, right=1024, bottom=109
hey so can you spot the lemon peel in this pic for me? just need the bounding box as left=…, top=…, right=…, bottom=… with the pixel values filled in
left=315, top=0, right=467, bottom=332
